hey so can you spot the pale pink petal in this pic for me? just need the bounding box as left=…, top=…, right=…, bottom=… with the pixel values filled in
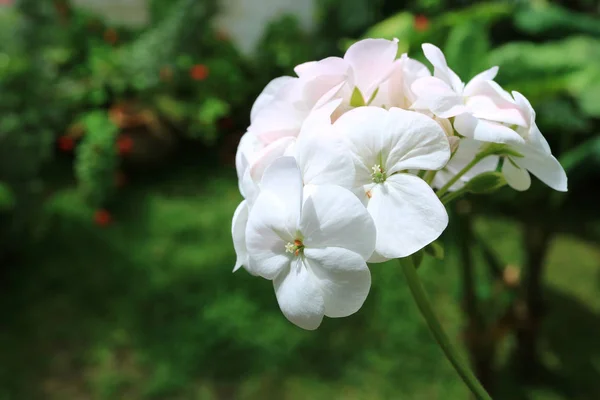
left=251, top=76, right=296, bottom=122
left=463, top=66, right=498, bottom=94
left=422, top=43, right=464, bottom=93
left=411, top=76, right=467, bottom=118
left=249, top=136, right=296, bottom=183
left=344, top=38, right=399, bottom=100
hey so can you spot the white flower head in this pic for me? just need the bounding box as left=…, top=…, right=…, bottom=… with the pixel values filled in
left=334, top=106, right=451, bottom=261
left=246, top=157, right=376, bottom=330
left=232, top=100, right=355, bottom=273
left=411, top=43, right=527, bottom=144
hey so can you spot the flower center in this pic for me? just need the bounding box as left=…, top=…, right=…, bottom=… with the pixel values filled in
left=285, top=239, right=305, bottom=257
left=371, top=164, right=386, bottom=183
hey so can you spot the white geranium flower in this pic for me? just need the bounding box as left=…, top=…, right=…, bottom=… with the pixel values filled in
left=432, top=138, right=500, bottom=192
left=411, top=43, right=527, bottom=144
left=334, top=106, right=450, bottom=261
left=232, top=100, right=355, bottom=273
left=246, top=157, right=376, bottom=330
left=501, top=92, right=567, bottom=192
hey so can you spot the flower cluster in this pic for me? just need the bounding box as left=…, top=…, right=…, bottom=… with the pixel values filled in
left=232, top=39, right=567, bottom=330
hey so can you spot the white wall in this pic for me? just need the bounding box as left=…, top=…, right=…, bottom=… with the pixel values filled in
left=72, top=0, right=316, bottom=55
left=214, top=0, right=315, bottom=55
left=72, top=0, right=150, bottom=28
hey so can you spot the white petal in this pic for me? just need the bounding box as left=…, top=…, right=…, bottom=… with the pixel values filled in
left=294, top=57, right=349, bottom=79
left=299, top=98, right=342, bottom=136
left=367, top=173, right=448, bottom=259
left=512, top=91, right=552, bottom=154
left=463, top=66, right=498, bottom=93
left=235, top=131, right=263, bottom=184
left=232, top=200, right=250, bottom=273
left=260, top=156, right=304, bottom=219
left=295, top=120, right=355, bottom=189
left=422, top=43, right=464, bottom=93
left=249, top=136, right=296, bottom=183
left=334, top=107, right=450, bottom=184
left=334, top=107, right=389, bottom=185
left=251, top=76, right=296, bottom=122
left=515, top=148, right=568, bottom=192
left=467, top=95, right=526, bottom=126
left=301, top=184, right=376, bottom=261
left=384, top=107, right=451, bottom=173
left=249, top=80, right=308, bottom=144
left=454, top=113, right=526, bottom=145
left=246, top=191, right=295, bottom=279
left=274, top=259, right=324, bottom=330
left=344, top=38, right=398, bottom=99
left=411, top=76, right=467, bottom=118
left=383, top=55, right=431, bottom=108
left=240, top=168, right=260, bottom=206
left=304, top=247, right=371, bottom=318
left=502, top=158, right=531, bottom=191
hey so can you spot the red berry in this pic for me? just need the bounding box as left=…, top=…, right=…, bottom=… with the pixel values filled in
left=117, top=135, right=134, bottom=155
left=104, top=28, right=118, bottom=44
left=414, top=15, right=429, bottom=32
left=57, top=136, right=75, bottom=152
left=94, top=209, right=112, bottom=226
left=190, top=64, right=209, bottom=81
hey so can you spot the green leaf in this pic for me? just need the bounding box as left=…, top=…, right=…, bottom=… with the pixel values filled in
left=559, top=136, right=600, bottom=173
left=0, top=182, right=16, bottom=211
left=350, top=87, right=365, bottom=108
left=154, top=95, right=187, bottom=123
left=515, top=3, right=600, bottom=37
left=361, top=12, right=413, bottom=54
left=444, top=22, right=490, bottom=80
left=424, top=241, right=444, bottom=260
left=464, top=172, right=507, bottom=194
left=197, top=97, right=230, bottom=125
left=488, top=36, right=600, bottom=104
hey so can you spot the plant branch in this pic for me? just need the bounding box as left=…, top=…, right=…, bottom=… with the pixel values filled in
left=399, top=257, right=492, bottom=400
left=436, top=154, right=488, bottom=198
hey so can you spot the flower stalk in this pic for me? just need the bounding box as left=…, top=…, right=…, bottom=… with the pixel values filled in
left=399, top=256, right=492, bottom=400
left=436, top=153, right=488, bottom=198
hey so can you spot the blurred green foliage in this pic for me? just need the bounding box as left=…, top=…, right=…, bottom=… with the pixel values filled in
left=1, top=0, right=600, bottom=399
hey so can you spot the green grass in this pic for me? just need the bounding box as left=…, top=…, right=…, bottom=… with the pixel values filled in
left=1, top=160, right=599, bottom=399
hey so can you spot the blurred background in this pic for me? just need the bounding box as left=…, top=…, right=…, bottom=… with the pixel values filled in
left=1, top=0, right=599, bottom=399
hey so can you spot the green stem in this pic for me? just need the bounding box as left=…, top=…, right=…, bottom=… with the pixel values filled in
left=399, top=257, right=492, bottom=400
left=441, top=186, right=469, bottom=205
left=436, top=154, right=488, bottom=198
left=423, top=170, right=437, bottom=185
